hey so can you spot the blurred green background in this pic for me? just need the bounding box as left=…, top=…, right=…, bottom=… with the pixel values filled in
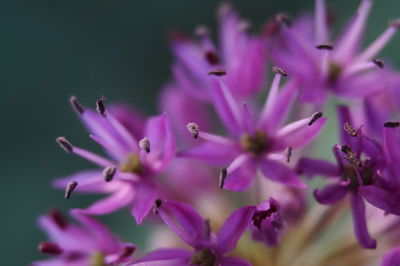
left=1, top=0, right=400, bottom=265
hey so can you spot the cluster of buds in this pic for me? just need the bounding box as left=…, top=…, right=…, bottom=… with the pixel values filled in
left=34, top=1, right=400, bottom=265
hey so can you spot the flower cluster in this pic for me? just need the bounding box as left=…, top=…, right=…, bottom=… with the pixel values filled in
left=34, top=1, right=400, bottom=265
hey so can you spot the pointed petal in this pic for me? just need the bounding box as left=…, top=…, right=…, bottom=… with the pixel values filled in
left=313, top=184, right=348, bottom=204
left=224, top=159, right=257, bottom=191
left=129, top=249, right=191, bottom=266
left=259, top=160, right=306, bottom=188
left=132, top=182, right=159, bottom=224
left=296, top=157, right=340, bottom=178
left=381, top=248, right=400, bottom=266
left=359, top=186, right=400, bottom=215
left=158, top=201, right=208, bottom=249
left=217, top=206, right=256, bottom=254
left=350, top=193, right=377, bottom=249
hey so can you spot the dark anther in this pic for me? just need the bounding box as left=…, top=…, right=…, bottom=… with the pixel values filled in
left=56, top=137, right=73, bottom=153
left=119, top=245, right=136, bottom=258
left=384, top=121, right=400, bottom=128
left=49, top=209, right=68, bottom=229
left=65, top=181, right=78, bottom=199
left=139, top=137, right=151, bottom=153
left=308, top=112, right=323, bottom=126
left=208, top=68, right=227, bottom=76
left=39, top=242, right=63, bottom=255
left=389, top=19, right=400, bottom=29
left=316, top=44, right=334, bottom=50
left=103, top=165, right=117, bottom=182
left=286, top=147, right=293, bottom=163
left=372, top=59, right=384, bottom=69
left=190, top=249, right=217, bottom=266
left=153, top=199, right=162, bottom=214
left=96, top=96, right=107, bottom=117
left=344, top=122, right=358, bottom=137
left=219, top=168, right=227, bottom=189
left=204, top=219, right=211, bottom=239
left=272, top=66, right=287, bottom=77
left=341, top=145, right=361, bottom=167
left=70, top=96, right=85, bottom=114
left=275, top=13, right=292, bottom=27
left=186, top=122, right=200, bottom=139
left=205, top=51, right=220, bottom=65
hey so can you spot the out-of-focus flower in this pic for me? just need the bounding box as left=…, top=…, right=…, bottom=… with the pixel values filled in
left=130, top=200, right=255, bottom=266
left=381, top=247, right=400, bottom=266
left=266, top=0, right=400, bottom=103
left=34, top=210, right=135, bottom=266
left=250, top=197, right=285, bottom=247
left=54, top=97, right=175, bottom=224
left=181, top=69, right=326, bottom=191
left=171, top=3, right=266, bottom=101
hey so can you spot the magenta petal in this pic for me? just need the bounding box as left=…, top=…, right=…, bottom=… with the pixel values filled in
left=158, top=201, right=208, bottom=249
left=313, top=184, right=348, bottom=205
left=53, top=170, right=109, bottom=193
left=77, top=185, right=135, bottom=215
left=296, top=157, right=340, bottom=178
left=129, top=249, right=191, bottom=266
left=220, top=256, right=252, bottom=266
left=259, top=160, right=306, bottom=188
left=145, top=113, right=176, bottom=170
left=132, top=182, right=159, bottom=224
left=359, top=186, right=400, bottom=215
left=381, top=247, right=400, bottom=266
left=108, top=103, right=145, bottom=140
left=350, top=193, right=377, bottom=249
left=179, top=142, right=239, bottom=166
left=224, top=160, right=257, bottom=191
left=217, top=206, right=256, bottom=254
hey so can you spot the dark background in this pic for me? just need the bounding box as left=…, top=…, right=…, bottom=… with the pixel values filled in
left=1, top=0, right=399, bottom=265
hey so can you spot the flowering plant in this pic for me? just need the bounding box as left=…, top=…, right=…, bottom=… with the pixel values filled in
left=34, top=1, right=400, bottom=265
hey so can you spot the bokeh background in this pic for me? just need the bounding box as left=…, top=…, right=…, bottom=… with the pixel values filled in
left=1, top=0, right=400, bottom=265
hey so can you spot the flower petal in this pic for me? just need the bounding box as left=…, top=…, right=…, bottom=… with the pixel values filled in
left=132, top=182, right=159, bottom=224
left=259, top=160, right=306, bottom=188
left=350, top=193, right=377, bottom=249
left=224, top=160, right=257, bottom=191
left=381, top=247, right=400, bottom=266
left=129, top=249, right=191, bottom=266
left=217, top=206, right=256, bottom=254
left=296, top=157, right=340, bottom=178
left=359, top=186, right=400, bottom=215
left=313, top=184, right=348, bottom=205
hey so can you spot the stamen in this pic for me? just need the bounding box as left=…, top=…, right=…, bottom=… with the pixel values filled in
left=384, top=121, right=400, bottom=128
left=308, top=112, right=323, bottom=126
left=70, top=96, right=84, bottom=114
left=341, top=145, right=361, bottom=167
left=316, top=44, right=334, bottom=50
left=219, top=168, right=227, bottom=189
left=372, top=59, right=384, bottom=69
left=153, top=199, right=162, bottom=214
left=49, top=209, right=68, bottom=229
left=204, top=219, right=211, bottom=239
left=186, top=122, right=200, bottom=139
left=96, top=96, right=106, bottom=117
left=344, top=122, right=358, bottom=137
left=119, top=245, right=136, bottom=258
left=286, top=147, right=293, bottom=163
left=65, top=181, right=78, bottom=199
left=139, top=137, right=151, bottom=153
left=102, top=165, right=117, bottom=182
left=205, top=51, right=220, bottom=65
left=272, top=66, right=287, bottom=77
left=389, top=19, right=400, bottom=29
left=39, top=242, right=63, bottom=255
left=56, top=136, right=73, bottom=153
left=275, top=13, right=292, bottom=27
left=208, top=68, right=227, bottom=76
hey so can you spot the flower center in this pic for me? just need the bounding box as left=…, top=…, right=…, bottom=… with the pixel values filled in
left=120, top=153, right=142, bottom=174
left=90, top=252, right=105, bottom=266
left=342, top=165, right=374, bottom=189
left=240, top=130, right=269, bottom=156
left=190, top=249, right=217, bottom=266
left=327, top=61, right=342, bottom=83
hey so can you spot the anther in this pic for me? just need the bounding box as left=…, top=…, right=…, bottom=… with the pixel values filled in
left=308, top=112, right=323, bottom=126
left=139, top=137, right=151, bottom=153
left=119, top=245, right=136, bottom=258
left=96, top=96, right=107, bottom=117
left=187, top=122, right=200, bottom=139
left=372, top=59, right=384, bottom=69
left=208, top=68, right=227, bottom=76
left=195, top=25, right=209, bottom=37
left=205, top=51, right=220, bottom=65
left=275, top=13, right=292, bottom=27
left=341, top=145, right=361, bottom=167
left=39, top=242, right=63, bottom=255
left=272, top=66, right=287, bottom=77
left=103, top=165, right=117, bottom=182
left=56, top=137, right=73, bottom=153
left=389, top=19, right=400, bottom=29
left=49, top=209, right=68, bottom=229
left=65, top=181, right=78, bottom=199
left=219, top=168, right=227, bottom=189
left=384, top=121, right=400, bottom=128
left=286, top=147, right=293, bottom=163
left=70, top=96, right=84, bottom=114
left=153, top=199, right=162, bottom=214
left=344, top=122, right=358, bottom=137
left=316, top=44, right=334, bottom=50
left=204, top=219, right=211, bottom=239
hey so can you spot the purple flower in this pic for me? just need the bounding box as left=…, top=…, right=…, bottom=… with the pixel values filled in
left=33, top=210, right=135, bottom=266
left=250, top=198, right=284, bottom=247
left=181, top=69, right=327, bottom=191
left=170, top=3, right=266, bottom=101
left=54, top=97, right=175, bottom=224
left=381, top=247, right=400, bottom=266
left=266, top=0, right=400, bottom=103
left=296, top=105, right=395, bottom=248
left=129, top=200, right=255, bottom=266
